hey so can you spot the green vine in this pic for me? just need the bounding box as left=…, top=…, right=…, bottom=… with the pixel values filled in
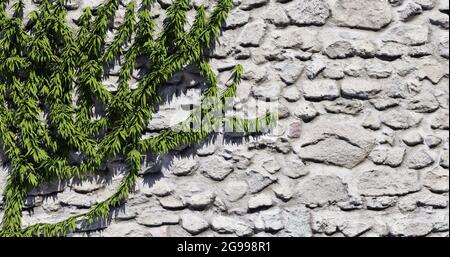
left=0, top=0, right=276, bottom=237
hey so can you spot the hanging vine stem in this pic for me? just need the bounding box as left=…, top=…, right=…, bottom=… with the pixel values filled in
left=0, top=0, right=276, bottom=237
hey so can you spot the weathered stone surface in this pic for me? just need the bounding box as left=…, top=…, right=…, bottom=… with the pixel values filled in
left=398, top=2, right=423, bottom=21
left=341, top=79, right=382, bottom=99
left=424, top=167, right=449, bottom=193
left=137, top=210, right=180, bottom=227
left=248, top=193, right=274, bottom=211
left=333, top=0, right=393, bottom=30
left=398, top=190, right=448, bottom=211
left=273, top=61, right=304, bottom=85
left=294, top=118, right=376, bottom=168
left=358, top=168, right=422, bottom=196
left=240, top=0, right=269, bottom=11
left=365, top=196, right=398, bottom=210
left=383, top=25, right=429, bottom=46
left=239, top=20, right=267, bottom=47
left=246, top=169, right=277, bottom=194
left=225, top=9, right=250, bottom=29
left=324, top=41, right=355, bottom=59
left=312, top=210, right=373, bottom=237
left=402, top=131, right=424, bottom=146
left=296, top=175, right=349, bottom=207
left=407, top=92, right=440, bottom=113
left=280, top=206, right=312, bottom=237
left=224, top=181, right=249, bottom=202
left=406, top=148, right=435, bottom=169
left=369, top=146, right=406, bottom=167
left=286, top=0, right=330, bottom=26
left=302, top=79, right=340, bottom=101
left=180, top=213, right=209, bottom=235
left=381, top=110, right=422, bottom=129
left=169, top=157, right=198, bottom=176
left=199, top=156, right=233, bottom=181
left=211, top=216, right=254, bottom=236
left=325, top=99, right=363, bottom=115
left=294, top=102, right=319, bottom=122
left=252, top=208, right=284, bottom=232
left=186, top=191, right=216, bottom=210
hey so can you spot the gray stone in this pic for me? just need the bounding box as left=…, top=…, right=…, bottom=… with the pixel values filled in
left=325, top=99, right=363, bottom=115
left=150, top=179, right=174, bottom=197
left=341, top=79, right=382, bottom=99
left=64, top=0, right=81, bottom=10
left=263, top=5, right=290, bottom=27
left=424, top=167, right=449, bottom=193
left=369, top=146, right=406, bottom=167
left=381, top=110, right=422, bottom=129
left=324, top=41, right=355, bottom=59
left=296, top=175, right=349, bottom=207
left=180, top=213, right=209, bottom=235
left=240, top=0, right=269, bottom=10
left=225, top=9, right=250, bottom=29
left=186, top=191, right=215, bottom=210
left=199, top=156, right=233, bottom=181
left=363, top=112, right=382, bottom=130
left=159, top=196, right=186, bottom=210
left=224, top=181, right=248, bottom=202
left=424, top=135, right=442, bottom=148
left=239, top=20, right=267, bottom=47
left=252, top=208, right=284, bottom=232
left=430, top=111, right=449, bottom=130
left=414, top=0, right=436, bottom=9
left=388, top=213, right=435, bottom=236
left=358, top=168, right=422, bottom=196
left=406, top=148, right=435, bottom=169
left=282, top=87, right=301, bottom=102
left=407, top=92, right=440, bottom=113
left=294, top=102, right=319, bottom=122
left=295, top=118, right=376, bottom=168
left=139, top=154, right=162, bottom=175
left=280, top=206, right=312, bottom=237
left=402, top=131, right=424, bottom=146
left=137, top=210, right=180, bottom=227
left=286, top=0, right=330, bottom=26
left=333, top=0, right=393, bottom=30
left=383, top=25, right=429, bottom=46
left=273, top=61, right=304, bottom=85
left=311, top=210, right=373, bottom=237
left=248, top=193, right=274, bottom=211
left=302, top=79, right=340, bottom=101
left=398, top=190, right=448, bottom=211
left=365, top=196, right=398, bottom=210
left=246, top=169, right=277, bottom=194
left=170, top=157, right=198, bottom=176
left=211, top=216, right=254, bottom=236
left=397, top=2, right=423, bottom=21
left=281, top=155, right=310, bottom=179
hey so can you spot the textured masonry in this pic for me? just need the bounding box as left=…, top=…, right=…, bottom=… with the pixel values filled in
left=0, top=0, right=449, bottom=237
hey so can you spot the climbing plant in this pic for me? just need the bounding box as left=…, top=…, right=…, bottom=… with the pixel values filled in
left=0, top=0, right=275, bottom=236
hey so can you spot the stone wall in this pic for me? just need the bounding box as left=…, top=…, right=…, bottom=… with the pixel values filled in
left=0, top=0, right=449, bottom=237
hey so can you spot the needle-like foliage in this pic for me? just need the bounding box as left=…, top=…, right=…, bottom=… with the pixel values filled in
left=0, top=0, right=275, bottom=237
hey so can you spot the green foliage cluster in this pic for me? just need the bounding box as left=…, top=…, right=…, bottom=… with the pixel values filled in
left=0, top=0, right=275, bottom=237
